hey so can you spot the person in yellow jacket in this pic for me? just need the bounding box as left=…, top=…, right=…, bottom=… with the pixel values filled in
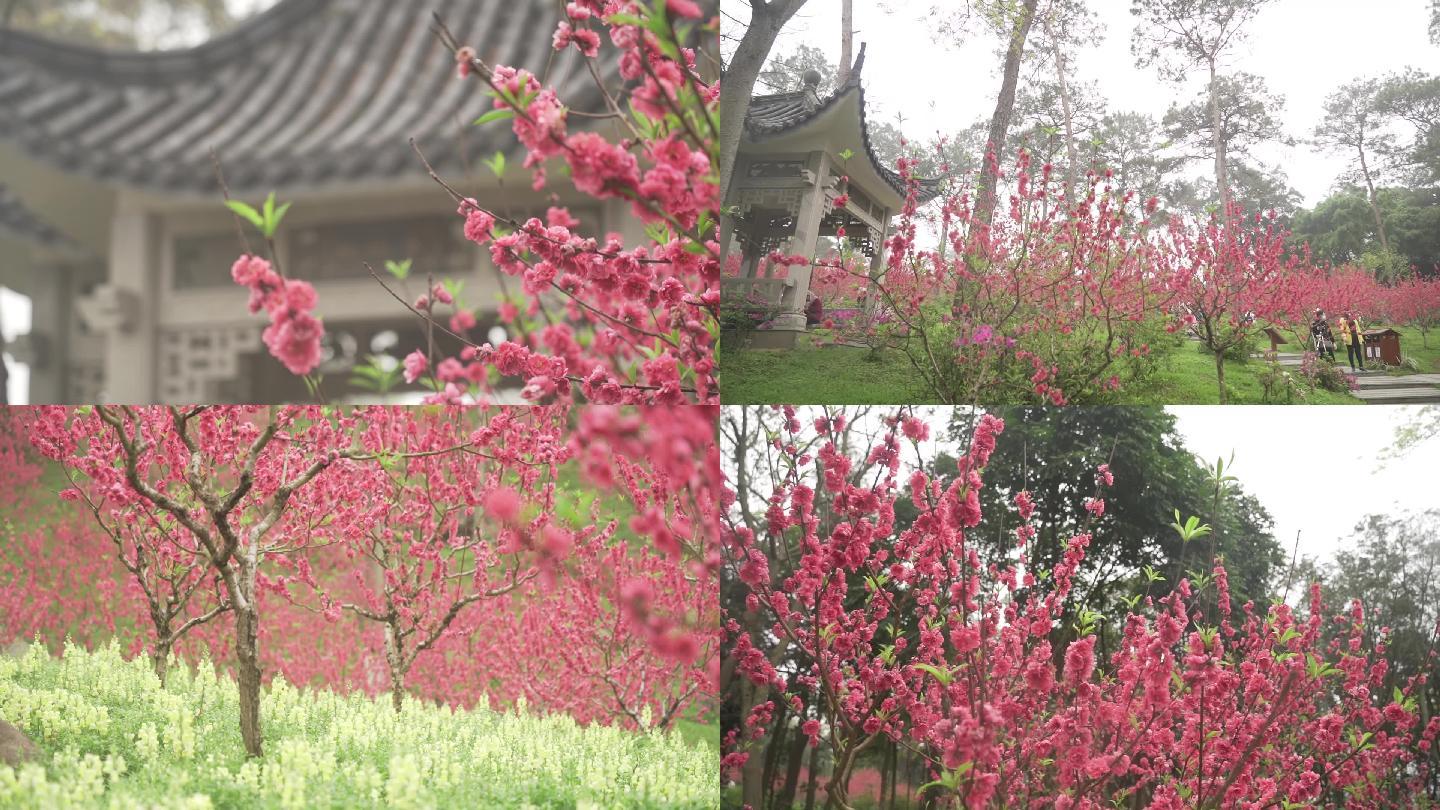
left=1337, top=312, right=1366, bottom=371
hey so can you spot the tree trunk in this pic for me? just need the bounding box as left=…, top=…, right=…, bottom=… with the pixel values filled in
left=232, top=546, right=264, bottom=758
left=836, top=0, right=853, bottom=87
left=760, top=697, right=789, bottom=805
left=804, top=737, right=821, bottom=810
left=1044, top=13, right=1079, bottom=198
left=1357, top=140, right=1390, bottom=258
left=972, top=0, right=1042, bottom=231
left=777, top=715, right=809, bottom=809
left=740, top=677, right=769, bottom=809
left=234, top=605, right=263, bottom=758
left=1209, top=61, right=1230, bottom=213
left=879, top=740, right=891, bottom=808
left=384, top=621, right=407, bottom=713
left=151, top=637, right=171, bottom=683
left=825, top=741, right=859, bottom=810
left=718, top=0, right=808, bottom=204
left=1214, top=348, right=1227, bottom=405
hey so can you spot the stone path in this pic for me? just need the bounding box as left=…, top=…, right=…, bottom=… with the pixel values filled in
left=1265, top=353, right=1440, bottom=403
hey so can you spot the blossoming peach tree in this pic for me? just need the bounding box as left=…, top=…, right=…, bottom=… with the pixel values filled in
left=722, top=405, right=1437, bottom=809
left=23, top=403, right=719, bottom=757
left=768, top=155, right=1186, bottom=406
left=224, top=0, right=718, bottom=404
left=767, top=144, right=1438, bottom=405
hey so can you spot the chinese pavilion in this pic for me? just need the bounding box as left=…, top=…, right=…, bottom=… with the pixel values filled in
left=721, top=45, right=940, bottom=348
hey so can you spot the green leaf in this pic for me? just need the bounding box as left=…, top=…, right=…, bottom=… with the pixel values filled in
left=385, top=259, right=413, bottom=280
left=474, top=108, right=517, bottom=127
left=606, top=13, right=646, bottom=28
left=485, top=151, right=508, bottom=179
left=271, top=201, right=292, bottom=236
left=226, top=200, right=264, bottom=229
left=913, top=663, right=951, bottom=687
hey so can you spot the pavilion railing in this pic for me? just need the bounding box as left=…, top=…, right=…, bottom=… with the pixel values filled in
left=721, top=277, right=794, bottom=314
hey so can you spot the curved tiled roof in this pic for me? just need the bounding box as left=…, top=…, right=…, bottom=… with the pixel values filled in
left=0, top=0, right=605, bottom=193
left=743, top=45, right=942, bottom=204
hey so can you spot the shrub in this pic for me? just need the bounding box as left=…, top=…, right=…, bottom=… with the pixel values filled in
left=0, top=642, right=715, bottom=808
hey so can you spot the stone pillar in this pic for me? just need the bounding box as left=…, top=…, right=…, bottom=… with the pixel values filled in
left=865, top=212, right=892, bottom=318
left=741, top=242, right=762, bottom=279
left=769, top=150, right=830, bottom=334
left=719, top=212, right=736, bottom=275
left=23, top=263, right=69, bottom=404
left=101, top=209, right=159, bottom=403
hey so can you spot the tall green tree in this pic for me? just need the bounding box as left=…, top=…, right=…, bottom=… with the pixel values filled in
left=1085, top=111, right=1178, bottom=217
left=1311, top=510, right=1440, bottom=796
left=1377, top=69, right=1440, bottom=188
left=1160, top=71, right=1293, bottom=218
left=1030, top=0, right=1101, bottom=197
left=1166, top=160, right=1302, bottom=221
left=755, top=43, right=835, bottom=95
left=1314, top=77, right=1399, bottom=256
left=1290, top=187, right=1440, bottom=275
left=1131, top=0, right=1279, bottom=212
left=942, top=407, right=1282, bottom=657
left=973, top=0, right=1044, bottom=231
left=1009, top=77, right=1107, bottom=187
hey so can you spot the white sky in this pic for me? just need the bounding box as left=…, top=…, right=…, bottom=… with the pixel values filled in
left=0, top=287, right=32, bottom=405
left=790, top=405, right=1440, bottom=569
left=758, top=0, right=1439, bottom=206
left=1170, top=404, right=1440, bottom=565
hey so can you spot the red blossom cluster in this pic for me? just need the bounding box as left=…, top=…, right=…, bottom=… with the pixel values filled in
left=723, top=406, right=1435, bottom=808
left=231, top=254, right=324, bottom=376
left=246, top=2, right=718, bottom=404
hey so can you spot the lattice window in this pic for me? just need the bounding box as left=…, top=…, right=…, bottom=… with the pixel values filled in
left=288, top=216, right=472, bottom=281
left=158, top=325, right=262, bottom=402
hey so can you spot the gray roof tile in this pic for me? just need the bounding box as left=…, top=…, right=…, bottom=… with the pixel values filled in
left=742, top=45, right=941, bottom=203
left=0, top=0, right=607, bottom=193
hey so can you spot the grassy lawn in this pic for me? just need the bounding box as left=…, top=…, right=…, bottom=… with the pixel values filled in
left=720, top=337, right=1365, bottom=405
left=1122, top=343, right=1361, bottom=405
left=1392, top=325, right=1440, bottom=374
left=720, top=342, right=939, bottom=404
left=675, top=717, right=720, bottom=751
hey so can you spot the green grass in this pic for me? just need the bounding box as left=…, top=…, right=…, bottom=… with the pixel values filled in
left=674, top=717, right=719, bottom=752
left=1120, top=344, right=1361, bottom=405
left=1391, top=325, right=1440, bottom=374
left=720, top=343, right=938, bottom=404
left=0, top=642, right=717, bottom=809
left=719, top=339, right=1364, bottom=405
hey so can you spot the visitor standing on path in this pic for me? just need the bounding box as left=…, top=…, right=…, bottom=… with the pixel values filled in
left=1310, top=309, right=1336, bottom=362
left=1338, top=312, right=1366, bottom=371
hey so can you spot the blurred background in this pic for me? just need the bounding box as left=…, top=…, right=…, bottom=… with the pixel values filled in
left=0, top=0, right=638, bottom=404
